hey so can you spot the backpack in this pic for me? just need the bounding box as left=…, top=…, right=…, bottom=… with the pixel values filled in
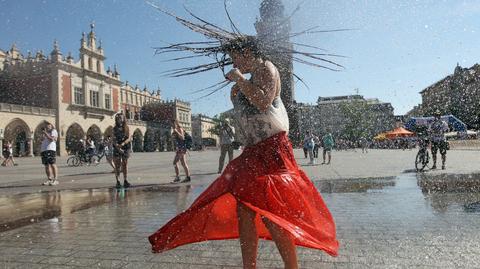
left=184, top=132, right=193, bottom=150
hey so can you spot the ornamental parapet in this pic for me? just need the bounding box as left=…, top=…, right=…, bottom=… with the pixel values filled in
left=0, top=102, right=56, bottom=116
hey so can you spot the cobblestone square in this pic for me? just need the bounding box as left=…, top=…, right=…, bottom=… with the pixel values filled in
left=1, top=149, right=480, bottom=268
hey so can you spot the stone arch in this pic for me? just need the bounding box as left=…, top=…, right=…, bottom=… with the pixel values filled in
left=143, top=128, right=156, bottom=152
left=132, top=128, right=144, bottom=152
left=33, top=121, right=50, bottom=156
left=4, top=118, right=31, bottom=157
left=104, top=126, right=113, bottom=140
left=164, top=130, right=173, bottom=151
left=86, top=125, right=102, bottom=145
left=65, top=123, right=85, bottom=155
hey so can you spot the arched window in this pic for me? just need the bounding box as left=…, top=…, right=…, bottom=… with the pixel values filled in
left=96, top=60, right=101, bottom=73
left=88, top=57, right=92, bottom=70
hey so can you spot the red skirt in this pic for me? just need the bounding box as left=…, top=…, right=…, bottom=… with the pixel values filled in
left=148, top=132, right=339, bottom=256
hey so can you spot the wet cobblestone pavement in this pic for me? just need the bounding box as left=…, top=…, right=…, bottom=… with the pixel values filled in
left=2, top=173, right=480, bottom=268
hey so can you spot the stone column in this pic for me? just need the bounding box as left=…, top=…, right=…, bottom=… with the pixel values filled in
left=28, top=136, right=34, bottom=157
left=58, top=135, right=68, bottom=156
left=0, top=128, right=3, bottom=155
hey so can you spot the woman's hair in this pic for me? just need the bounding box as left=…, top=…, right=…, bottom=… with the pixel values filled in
left=222, top=35, right=264, bottom=59
left=148, top=2, right=346, bottom=98
left=44, top=120, right=54, bottom=128
left=115, top=113, right=129, bottom=135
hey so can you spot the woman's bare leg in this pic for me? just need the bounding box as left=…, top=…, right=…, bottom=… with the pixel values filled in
left=113, top=157, right=121, bottom=182
left=180, top=154, right=190, bottom=177
left=262, top=217, right=298, bottom=269
left=237, top=202, right=258, bottom=269
left=173, top=154, right=180, bottom=177
left=122, top=159, right=128, bottom=181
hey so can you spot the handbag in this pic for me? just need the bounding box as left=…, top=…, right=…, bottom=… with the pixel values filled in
left=231, top=141, right=242, bottom=150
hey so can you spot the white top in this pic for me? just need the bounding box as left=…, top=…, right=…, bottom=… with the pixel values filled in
left=88, top=140, right=95, bottom=149
left=233, top=93, right=289, bottom=146
left=219, top=125, right=235, bottom=145
left=41, top=129, right=58, bottom=152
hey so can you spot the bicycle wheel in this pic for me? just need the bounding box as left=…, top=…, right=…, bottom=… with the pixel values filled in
left=415, top=150, right=427, bottom=172
left=73, top=156, right=81, bottom=167
left=423, top=150, right=432, bottom=169
left=67, top=156, right=76, bottom=167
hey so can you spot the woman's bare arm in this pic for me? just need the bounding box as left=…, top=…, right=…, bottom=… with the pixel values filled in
left=236, top=63, right=277, bottom=111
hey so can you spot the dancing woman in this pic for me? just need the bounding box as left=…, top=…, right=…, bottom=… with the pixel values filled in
left=148, top=5, right=340, bottom=269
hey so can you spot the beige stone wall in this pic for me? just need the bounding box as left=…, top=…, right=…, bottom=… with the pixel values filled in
left=0, top=105, right=56, bottom=156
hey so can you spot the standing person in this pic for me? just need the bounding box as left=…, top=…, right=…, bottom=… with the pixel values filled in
left=172, top=120, right=191, bottom=183
left=7, top=141, right=16, bottom=166
left=104, top=135, right=116, bottom=173
left=149, top=34, right=338, bottom=268
left=313, top=134, right=321, bottom=159
left=85, top=137, right=96, bottom=164
left=218, top=119, right=235, bottom=173
left=40, top=122, right=58, bottom=185
left=2, top=141, right=15, bottom=166
left=112, top=113, right=132, bottom=188
left=303, top=131, right=315, bottom=165
left=322, top=132, right=335, bottom=165
left=359, top=136, right=368, bottom=153
left=429, top=110, right=449, bottom=170
left=302, top=131, right=311, bottom=158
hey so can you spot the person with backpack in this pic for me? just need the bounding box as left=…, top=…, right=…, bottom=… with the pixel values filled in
left=303, top=131, right=315, bottom=164
left=322, top=131, right=335, bottom=165
left=172, top=119, right=191, bottom=183
left=218, top=119, right=235, bottom=173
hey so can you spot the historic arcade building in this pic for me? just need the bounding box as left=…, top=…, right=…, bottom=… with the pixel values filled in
left=0, top=24, right=191, bottom=156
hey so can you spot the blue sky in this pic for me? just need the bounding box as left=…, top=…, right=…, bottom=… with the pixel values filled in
left=1, top=0, right=480, bottom=116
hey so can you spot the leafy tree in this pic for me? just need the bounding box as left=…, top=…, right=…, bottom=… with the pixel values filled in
left=339, top=99, right=374, bottom=142
left=208, top=114, right=231, bottom=136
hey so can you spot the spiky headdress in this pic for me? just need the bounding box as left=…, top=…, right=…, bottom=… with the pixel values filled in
left=148, top=1, right=347, bottom=98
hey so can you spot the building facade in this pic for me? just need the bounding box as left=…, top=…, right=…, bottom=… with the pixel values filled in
left=419, top=63, right=480, bottom=128
left=0, top=24, right=183, bottom=156
left=191, top=114, right=218, bottom=148
left=297, top=95, right=395, bottom=141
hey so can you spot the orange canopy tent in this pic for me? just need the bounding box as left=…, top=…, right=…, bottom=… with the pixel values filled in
left=385, top=127, right=414, bottom=139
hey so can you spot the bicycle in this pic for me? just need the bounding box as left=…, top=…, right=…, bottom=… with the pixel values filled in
left=90, top=150, right=106, bottom=165
left=66, top=151, right=102, bottom=167
left=415, top=138, right=431, bottom=172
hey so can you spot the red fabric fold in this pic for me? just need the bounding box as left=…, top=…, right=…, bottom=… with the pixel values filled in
left=149, top=131, right=339, bottom=256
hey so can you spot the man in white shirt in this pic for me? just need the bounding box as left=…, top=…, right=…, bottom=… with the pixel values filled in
left=41, top=121, right=59, bottom=185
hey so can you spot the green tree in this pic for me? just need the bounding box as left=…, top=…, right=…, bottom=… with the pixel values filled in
left=208, top=114, right=231, bottom=136
left=339, top=99, right=374, bottom=142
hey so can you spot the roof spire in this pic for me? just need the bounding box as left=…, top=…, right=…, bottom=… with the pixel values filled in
left=88, top=21, right=96, bottom=48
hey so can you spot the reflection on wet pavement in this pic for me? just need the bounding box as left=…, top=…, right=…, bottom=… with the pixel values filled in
left=0, top=185, right=197, bottom=233
left=1, top=174, right=480, bottom=268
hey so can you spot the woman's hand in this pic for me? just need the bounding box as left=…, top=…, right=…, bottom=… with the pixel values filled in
left=225, top=68, right=245, bottom=82
left=230, top=83, right=241, bottom=101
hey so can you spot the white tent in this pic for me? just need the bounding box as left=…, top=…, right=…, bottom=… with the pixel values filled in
left=445, top=130, right=477, bottom=138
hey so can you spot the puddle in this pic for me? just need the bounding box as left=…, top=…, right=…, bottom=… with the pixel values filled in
left=0, top=184, right=195, bottom=232
left=2, top=173, right=480, bottom=233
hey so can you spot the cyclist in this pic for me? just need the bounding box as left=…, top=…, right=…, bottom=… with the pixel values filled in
left=429, top=110, right=449, bottom=170
left=85, top=137, right=96, bottom=164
